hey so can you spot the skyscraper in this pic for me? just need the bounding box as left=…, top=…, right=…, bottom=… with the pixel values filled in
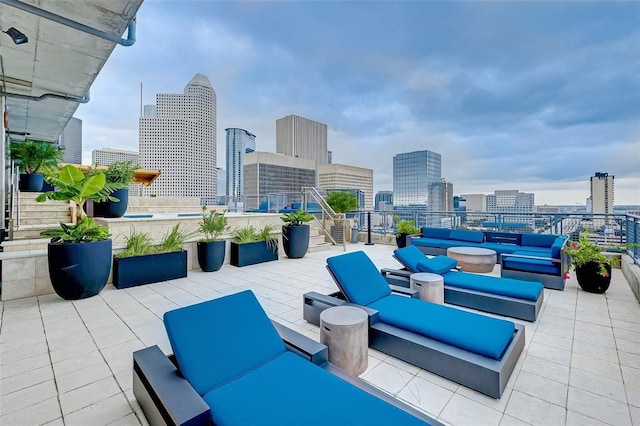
left=276, top=114, right=328, bottom=169
left=590, top=172, right=614, bottom=214
left=59, top=117, right=82, bottom=164
left=440, top=179, right=454, bottom=212
left=225, top=128, right=256, bottom=200
left=486, top=190, right=534, bottom=227
left=393, top=150, right=442, bottom=211
left=375, top=191, right=393, bottom=211
left=139, top=74, right=216, bottom=200
left=92, top=148, right=138, bottom=166
left=318, top=163, right=374, bottom=210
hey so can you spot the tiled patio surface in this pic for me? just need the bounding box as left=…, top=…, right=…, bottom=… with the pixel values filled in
left=1, top=243, right=639, bottom=425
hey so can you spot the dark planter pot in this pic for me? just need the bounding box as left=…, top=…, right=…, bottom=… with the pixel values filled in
left=93, top=188, right=129, bottom=218
left=230, top=241, right=278, bottom=267
left=576, top=261, right=612, bottom=294
left=113, top=250, right=187, bottom=289
left=282, top=225, right=310, bottom=259
left=41, top=181, right=55, bottom=192
left=197, top=240, right=226, bottom=272
left=47, top=239, right=112, bottom=300
left=19, top=173, right=44, bottom=192
left=396, top=233, right=410, bottom=248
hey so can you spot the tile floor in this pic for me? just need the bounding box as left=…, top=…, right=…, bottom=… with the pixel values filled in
left=1, top=243, right=639, bottom=425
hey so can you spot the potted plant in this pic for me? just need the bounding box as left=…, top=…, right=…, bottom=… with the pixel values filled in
left=394, top=215, right=420, bottom=248
left=230, top=224, right=278, bottom=267
left=281, top=208, right=314, bottom=258
left=564, top=229, right=621, bottom=294
left=326, top=191, right=358, bottom=243
left=113, top=224, right=193, bottom=288
left=10, top=140, right=62, bottom=192
left=91, top=160, right=138, bottom=218
left=197, top=207, right=229, bottom=272
left=36, top=165, right=126, bottom=300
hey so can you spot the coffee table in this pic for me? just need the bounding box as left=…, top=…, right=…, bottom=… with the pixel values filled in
left=447, top=246, right=497, bottom=273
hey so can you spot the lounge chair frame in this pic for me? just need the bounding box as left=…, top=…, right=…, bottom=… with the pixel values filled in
left=500, top=253, right=566, bottom=290
left=381, top=265, right=543, bottom=322
left=303, top=266, right=525, bottom=399
left=133, top=320, right=439, bottom=426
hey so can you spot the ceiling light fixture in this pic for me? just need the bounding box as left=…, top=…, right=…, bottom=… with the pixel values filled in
left=3, top=27, right=28, bottom=44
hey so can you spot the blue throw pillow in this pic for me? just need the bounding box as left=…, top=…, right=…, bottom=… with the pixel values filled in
left=421, top=227, right=451, bottom=239
left=449, top=229, right=484, bottom=243
left=521, top=233, right=557, bottom=248
left=416, top=256, right=457, bottom=275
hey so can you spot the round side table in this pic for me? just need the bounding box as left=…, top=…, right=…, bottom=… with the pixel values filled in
left=320, top=305, right=368, bottom=376
left=409, top=272, right=444, bottom=304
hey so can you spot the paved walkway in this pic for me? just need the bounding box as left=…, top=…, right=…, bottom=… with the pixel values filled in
left=1, top=244, right=639, bottom=425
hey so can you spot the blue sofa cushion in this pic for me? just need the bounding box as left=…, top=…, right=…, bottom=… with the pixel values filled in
left=503, top=251, right=560, bottom=275
left=449, top=229, right=485, bottom=243
left=164, top=290, right=286, bottom=396
left=204, top=351, right=426, bottom=426
left=443, top=271, right=543, bottom=301
left=421, top=227, right=451, bottom=239
left=394, top=245, right=457, bottom=274
left=327, top=251, right=391, bottom=306
left=479, top=242, right=519, bottom=255
left=550, top=237, right=566, bottom=259
left=368, top=295, right=515, bottom=360
left=521, top=233, right=557, bottom=248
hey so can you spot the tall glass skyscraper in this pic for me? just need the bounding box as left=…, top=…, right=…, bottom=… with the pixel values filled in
left=225, top=128, right=256, bottom=200
left=393, top=150, right=442, bottom=212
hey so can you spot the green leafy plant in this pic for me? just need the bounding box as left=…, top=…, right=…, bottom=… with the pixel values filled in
left=40, top=217, right=111, bottom=243
left=199, top=207, right=228, bottom=242
left=394, top=215, right=420, bottom=238
left=281, top=208, right=314, bottom=226
left=326, top=191, right=358, bottom=213
left=232, top=224, right=278, bottom=252
left=564, top=229, right=637, bottom=278
left=159, top=224, right=194, bottom=253
left=10, top=140, right=62, bottom=174
left=118, top=229, right=154, bottom=258
left=104, top=160, right=138, bottom=185
left=117, top=224, right=194, bottom=258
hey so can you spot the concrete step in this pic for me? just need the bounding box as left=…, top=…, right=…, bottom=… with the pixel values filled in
left=308, top=242, right=333, bottom=253
left=7, top=224, right=65, bottom=240
left=1, top=237, right=51, bottom=252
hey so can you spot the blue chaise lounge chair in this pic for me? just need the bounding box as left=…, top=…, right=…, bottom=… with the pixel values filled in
left=133, top=290, right=438, bottom=425
left=303, top=251, right=525, bottom=399
left=381, top=245, right=544, bottom=321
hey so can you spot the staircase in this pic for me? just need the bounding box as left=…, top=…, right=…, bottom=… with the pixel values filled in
left=308, top=220, right=333, bottom=253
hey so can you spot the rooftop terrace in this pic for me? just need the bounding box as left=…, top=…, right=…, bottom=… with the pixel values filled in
left=1, top=243, right=639, bottom=425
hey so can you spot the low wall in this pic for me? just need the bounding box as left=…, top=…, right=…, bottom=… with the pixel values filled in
left=621, top=255, right=640, bottom=304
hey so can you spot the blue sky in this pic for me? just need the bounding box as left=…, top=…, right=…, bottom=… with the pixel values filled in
left=76, top=0, right=640, bottom=205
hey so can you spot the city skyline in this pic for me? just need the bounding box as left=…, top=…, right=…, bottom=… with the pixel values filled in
left=75, top=1, right=639, bottom=205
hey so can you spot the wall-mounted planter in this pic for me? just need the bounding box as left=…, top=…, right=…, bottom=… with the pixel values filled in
left=230, top=241, right=278, bottom=267
left=113, top=250, right=187, bottom=289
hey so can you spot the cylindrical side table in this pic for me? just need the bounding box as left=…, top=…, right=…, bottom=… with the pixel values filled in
left=409, top=272, right=444, bottom=304
left=320, top=305, right=368, bottom=376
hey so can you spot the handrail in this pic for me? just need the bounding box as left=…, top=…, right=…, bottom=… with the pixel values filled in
left=302, top=187, right=346, bottom=250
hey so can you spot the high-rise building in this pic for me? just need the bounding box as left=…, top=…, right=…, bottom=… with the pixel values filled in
left=276, top=114, right=328, bottom=170
left=91, top=148, right=138, bottom=166
left=143, top=105, right=156, bottom=118
left=225, top=128, right=256, bottom=200
left=139, top=74, right=216, bottom=201
left=243, top=152, right=316, bottom=211
left=440, top=179, right=454, bottom=212
left=216, top=167, right=226, bottom=198
left=590, top=172, right=614, bottom=214
left=318, top=164, right=373, bottom=210
left=487, top=190, right=534, bottom=227
left=460, top=194, right=487, bottom=212
left=375, top=191, right=393, bottom=211
left=393, top=149, right=442, bottom=211
left=59, top=117, right=82, bottom=164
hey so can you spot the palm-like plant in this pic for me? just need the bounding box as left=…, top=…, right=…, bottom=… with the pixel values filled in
left=10, top=140, right=62, bottom=174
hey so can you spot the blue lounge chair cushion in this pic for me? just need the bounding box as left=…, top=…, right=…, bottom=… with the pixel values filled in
left=417, top=258, right=458, bottom=274
left=204, top=351, right=425, bottom=426
left=443, top=271, right=543, bottom=301
left=368, top=295, right=515, bottom=360
left=503, top=251, right=560, bottom=275
left=327, top=251, right=391, bottom=306
left=164, top=290, right=286, bottom=396
left=449, top=229, right=485, bottom=243
left=521, top=233, right=557, bottom=248
left=421, top=227, right=451, bottom=239
left=395, top=246, right=457, bottom=274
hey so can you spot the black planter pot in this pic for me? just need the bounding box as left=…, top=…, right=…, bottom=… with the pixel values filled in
left=197, top=240, right=226, bottom=272
left=93, top=188, right=129, bottom=218
left=19, top=173, right=44, bottom=192
left=575, top=261, right=612, bottom=294
left=282, top=225, right=310, bottom=259
left=113, top=250, right=187, bottom=289
left=47, top=239, right=112, bottom=300
left=396, top=234, right=410, bottom=248
left=230, top=241, right=278, bottom=267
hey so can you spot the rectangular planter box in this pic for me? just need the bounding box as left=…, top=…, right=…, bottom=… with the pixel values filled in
left=230, top=241, right=278, bottom=267
left=113, top=250, right=187, bottom=289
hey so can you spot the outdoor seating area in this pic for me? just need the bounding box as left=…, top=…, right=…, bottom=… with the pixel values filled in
left=382, top=245, right=544, bottom=321
left=1, top=244, right=639, bottom=425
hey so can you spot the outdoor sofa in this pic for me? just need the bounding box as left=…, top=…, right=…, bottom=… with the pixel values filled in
left=133, top=290, right=438, bottom=425
left=303, top=251, right=525, bottom=398
left=381, top=245, right=544, bottom=321
left=411, top=228, right=568, bottom=290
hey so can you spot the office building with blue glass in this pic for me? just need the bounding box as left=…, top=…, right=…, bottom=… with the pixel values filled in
left=225, top=128, right=256, bottom=200
left=393, top=149, right=442, bottom=225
